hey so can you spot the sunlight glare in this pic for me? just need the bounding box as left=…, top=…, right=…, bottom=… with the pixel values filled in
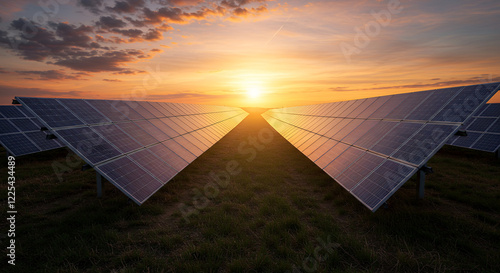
left=247, top=86, right=261, bottom=99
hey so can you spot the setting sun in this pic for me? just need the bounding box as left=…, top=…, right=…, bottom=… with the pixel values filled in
left=0, top=1, right=499, bottom=107
left=247, top=86, right=262, bottom=99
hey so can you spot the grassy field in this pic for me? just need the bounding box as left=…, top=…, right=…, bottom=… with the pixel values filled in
left=1, top=108, right=499, bottom=272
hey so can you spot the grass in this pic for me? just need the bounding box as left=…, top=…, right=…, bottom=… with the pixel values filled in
left=0, top=108, right=499, bottom=272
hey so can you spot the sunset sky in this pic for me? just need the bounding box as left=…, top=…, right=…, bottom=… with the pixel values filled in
left=0, top=0, right=499, bottom=108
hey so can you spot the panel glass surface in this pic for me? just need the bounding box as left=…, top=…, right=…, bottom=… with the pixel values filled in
left=323, top=147, right=365, bottom=180
left=336, top=152, right=385, bottom=190
left=470, top=134, right=500, bottom=152
left=392, top=124, right=458, bottom=165
left=447, top=102, right=500, bottom=152
left=115, top=122, right=157, bottom=147
left=111, top=101, right=145, bottom=120
left=92, top=124, right=142, bottom=154
left=134, top=120, right=170, bottom=142
left=0, top=134, right=39, bottom=156
left=0, top=106, right=26, bottom=118
left=9, top=118, right=40, bottom=131
left=263, top=83, right=499, bottom=211
left=16, top=97, right=248, bottom=205
left=57, top=127, right=121, bottom=164
left=18, top=97, right=83, bottom=127
left=58, top=99, right=110, bottom=124
left=97, top=157, right=162, bottom=204
left=351, top=160, right=416, bottom=210
left=129, top=149, right=177, bottom=183
left=0, top=120, right=19, bottom=134
left=148, top=143, right=189, bottom=172
left=481, top=104, right=500, bottom=117
left=405, top=88, right=456, bottom=121
left=370, top=122, right=423, bottom=156
left=86, top=100, right=128, bottom=122
left=432, top=84, right=498, bottom=122
left=25, top=131, right=63, bottom=150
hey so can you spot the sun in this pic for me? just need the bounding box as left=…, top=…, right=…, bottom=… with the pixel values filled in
left=247, top=86, right=261, bottom=99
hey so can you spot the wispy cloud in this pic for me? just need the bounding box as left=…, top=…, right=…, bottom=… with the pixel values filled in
left=0, top=84, right=98, bottom=104
left=15, top=70, right=90, bottom=81
left=0, top=0, right=272, bottom=78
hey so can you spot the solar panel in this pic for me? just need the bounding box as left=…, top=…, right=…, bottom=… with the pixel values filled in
left=0, top=106, right=64, bottom=156
left=446, top=103, right=500, bottom=153
left=263, top=83, right=500, bottom=212
left=0, top=106, right=26, bottom=118
left=17, top=97, right=248, bottom=205
left=16, top=98, right=83, bottom=127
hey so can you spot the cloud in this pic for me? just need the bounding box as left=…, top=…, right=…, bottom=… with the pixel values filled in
left=233, top=7, right=249, bottom=17
left=103, top=78, right=123, bottom=82
left=330, top=77, right=500, bottom=93
left=143, top=28, right=163, bottom=41
left=0, top=1, right=32, bottom=18
left=96, top=16, right=128, bottom=29
left=106, top=0, right=146, bottom=14
left=0, top=0, right=272, bottom=76
left=0, top=84, right=95, bottom=104
left=0, top=18, right=163, bottom=73
left=221, top=0, right=266, bottom=9
left=15, top=70, right=91, bottom=80
left=78, top=0, right=104, bottom=14
left=329, top=87, right=352, bottom=92
left=113, top=69, right=146, bottom=75
left=1, top=19, right=97, bottom=61
left=162, top=0, right=204, bottom=6
left=112, top=28, right=144, bottom=38
left=52, top=49, right=156, bottom=72
left=144, top=92, right=240, bottom=101
left=375, top=77, right=500, bottom=90
left=142, top=7, right=185, bottom=24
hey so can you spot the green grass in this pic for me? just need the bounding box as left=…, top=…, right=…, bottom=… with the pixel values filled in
left=0, top=108, right=499, bottom=272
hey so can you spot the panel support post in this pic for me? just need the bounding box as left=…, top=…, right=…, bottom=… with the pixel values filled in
left=417, top=165, right=433, bottom=200
left=97, top=172, right=103, bottom=198
left=417, top=169, right=425, bottom=199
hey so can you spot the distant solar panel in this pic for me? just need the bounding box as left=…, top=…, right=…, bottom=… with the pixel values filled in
left=0, top=106, right=64, bottom=156
left=17, top=97, right=248, bottom=205
left=446, top=103, right=500, bottom=153
left=263, top=83, right=500, bottom=212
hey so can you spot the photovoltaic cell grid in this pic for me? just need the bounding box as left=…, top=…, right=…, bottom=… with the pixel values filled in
left=262, top=83, right=500, bottom=212
left=17, top=97, right=248, bottom=205
left=446, top=103, right=500, bottom=153
left=0, top=106, right=64, bottom=156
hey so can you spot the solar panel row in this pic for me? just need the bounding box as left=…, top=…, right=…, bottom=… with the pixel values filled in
left=446, top=103, right=500, bottom=153
left=263, top=83, right=500, bottom=211
left=17, top=97, right=248, bottom=205
left=0, top=106, right=64, bottom=156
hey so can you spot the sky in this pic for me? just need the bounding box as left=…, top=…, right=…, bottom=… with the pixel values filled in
left=0, top=0, right=499, bottom=108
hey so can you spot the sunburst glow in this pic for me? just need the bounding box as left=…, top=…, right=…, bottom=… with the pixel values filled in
left=247, top=86, right=262, bottom=99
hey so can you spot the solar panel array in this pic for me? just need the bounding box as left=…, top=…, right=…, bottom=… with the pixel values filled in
left=0, top=105, right=64, bottom=156
left=17, top=97, right=248, bottom=205
left=262, top=83, right=500, bottom=212
left=446, top=103, right=500, bottom=153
